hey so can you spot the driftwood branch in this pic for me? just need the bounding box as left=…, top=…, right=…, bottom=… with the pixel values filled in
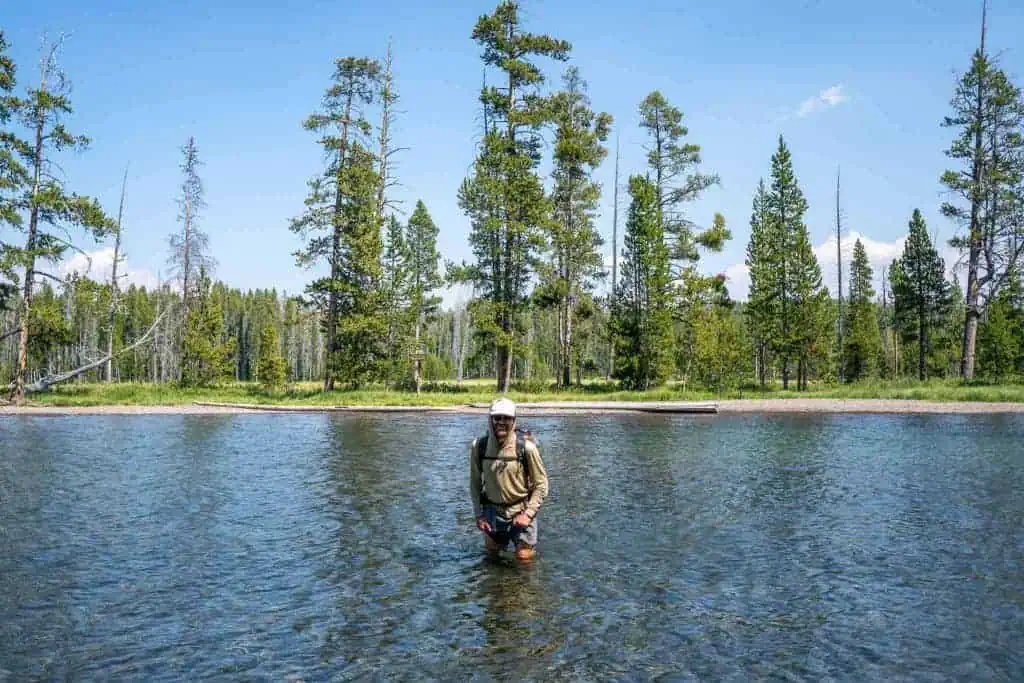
left=7, top=310, right=167, bottom=395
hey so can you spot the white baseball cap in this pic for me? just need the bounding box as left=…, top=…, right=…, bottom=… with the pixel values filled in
left=489, top=397, right=516, bottom=418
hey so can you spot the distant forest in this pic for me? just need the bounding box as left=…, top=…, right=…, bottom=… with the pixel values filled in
left=1, top=2, right=1022, bottom=403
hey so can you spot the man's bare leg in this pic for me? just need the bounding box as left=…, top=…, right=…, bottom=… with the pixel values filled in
left=514, top=543, right=535, bottom=562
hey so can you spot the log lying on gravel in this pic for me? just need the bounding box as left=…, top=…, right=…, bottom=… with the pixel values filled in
left=6, top=311, right=167, bottom=397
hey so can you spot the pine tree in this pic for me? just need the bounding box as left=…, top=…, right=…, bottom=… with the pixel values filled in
left=0, top=30, right=24, bottom=309
left=542, top=66, right=611, bottom=387
left=638, top=90, right=728, bottom=343
left=380, top=214, right=410, bottom=386
left=256, top=320, right=286, bottom=390
left=842, top=239, right=882, bottom=381
left=744, top=178, right=774, bottom=386
left=764, top=136, right=829, bottom=390
left=610, top=175, right=674, bottom=389
left=450, top=1, right=570, bottom=392
left=940, top=5, right=1024, bottom=379
left=791, top=218, right=832, bottom=389
left=406, top=200, right=442, bottom=392
left=291, top=56, right=381, bottom=390
left=890, top=209, right=953, bottom=380
left=181, top=268, right=235, bottom=387
left=2, top=36, right=114, bottom=404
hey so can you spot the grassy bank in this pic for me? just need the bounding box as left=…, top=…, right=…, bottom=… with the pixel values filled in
left=17, top=377, right=1024, bottom=407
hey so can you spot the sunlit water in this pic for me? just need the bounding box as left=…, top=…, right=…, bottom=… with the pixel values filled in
left=1, top=412, right=1022, bottom=681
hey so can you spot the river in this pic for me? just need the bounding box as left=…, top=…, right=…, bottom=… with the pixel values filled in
left=1, top=412, right=1022, bottom=680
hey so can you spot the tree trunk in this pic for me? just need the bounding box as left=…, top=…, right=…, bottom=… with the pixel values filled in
left=414, top=314, right=422, bottom=394
left=107, top=165, right=128, bottom=382
left=961, top=10, right=987, bottom=381
left=324, top=92, right=354, bottom=392
left=12, top=104, right=46, bottom=406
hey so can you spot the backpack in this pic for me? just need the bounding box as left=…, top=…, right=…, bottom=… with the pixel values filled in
left=476, top=428, right=537, bottom=505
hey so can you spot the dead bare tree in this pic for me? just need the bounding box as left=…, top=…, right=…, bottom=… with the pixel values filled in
left=106, top=164, right=128, bottom=382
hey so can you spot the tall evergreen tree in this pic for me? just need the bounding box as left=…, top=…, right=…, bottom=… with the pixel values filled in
left=744, top=178, right=773, bottom=386
left=180, top=268, right=235, bottom=387
left=842, top=239, right=881, bottom=381
left=610, top=175, right=674, bottom=389
left=542, top=66, right=611, bottom=387
left=290, top=56, right=381, bottom=390
left=0, top=30, right=24, bottom=309
left=450, top=1, right=570, bottom=392
left=638, top=91, right=727, bottom=323
left=2, top=36, right=114, bottom=404
left=940, top=5, right=1024, bottom=379
left=256, top=320, right=286, bottom=390
left=890, top=209, right=953, bottom=380
left=764, top=136, right=828, bottom=389
left=406, top=199, right=442, bottom=392
left=381, top=214, right=411, bottom=385
left=791, top=216, right=832, bottom=390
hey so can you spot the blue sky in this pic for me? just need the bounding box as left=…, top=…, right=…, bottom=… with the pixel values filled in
left=5, top=0, right=1023, bottom=304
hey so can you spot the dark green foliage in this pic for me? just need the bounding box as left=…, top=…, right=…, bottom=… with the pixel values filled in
left=745, top=179, right=773, bottom=385
left=406, top=200, right=442, bottom=391
left=540, top=66, right=610, bottom=387
left=842, top=239, right=881, bottom=381
left=637, top=90, right=728, bottom=379
left=689, top=304, right=752, bottom=392
left=940, top=31, right=1024, bottom=379
left=638, top=90, right=720, bottom=266
left=26, top=282, right=71, bottom=368
left=256, top=321, right=286, bottom=389
left=291, top=56, right=384, bottom=389
left=2, top=37, right=114, bottom=401
left=610, top=175, right=674, bottom=389
left=746, top=136, right=832, bottom=390
left=891, top=209, right=954, bottom=380
left=181, top=269, right=236, bottom=387
left=977, top=275, right=1023, bottom=379
left=451, top=0, right=570, bottom=392
left=381, top=214, right=411, bottom=384
left=0, top=31, right=24, bottom=306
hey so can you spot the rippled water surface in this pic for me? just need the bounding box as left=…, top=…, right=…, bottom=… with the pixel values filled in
left=1, top=412, right=1023, bottom=681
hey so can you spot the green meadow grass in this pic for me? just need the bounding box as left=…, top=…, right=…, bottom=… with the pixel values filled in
left=22, top=376, right=1024, bottom=407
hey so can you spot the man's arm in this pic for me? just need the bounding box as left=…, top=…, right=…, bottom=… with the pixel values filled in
left=469, top=438, right=483, bottom=519
left=522, top=441, right=548, bottom=519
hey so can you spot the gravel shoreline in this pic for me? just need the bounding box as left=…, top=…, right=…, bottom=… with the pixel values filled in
left=2, top=399, right=1024, bottom=415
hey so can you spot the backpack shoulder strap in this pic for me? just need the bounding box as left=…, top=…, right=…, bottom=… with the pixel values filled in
left=516, top=431, right=531, bottom=482
left=477, top=434, right=487, bottom=468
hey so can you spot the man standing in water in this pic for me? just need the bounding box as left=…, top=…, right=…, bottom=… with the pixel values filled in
left=470, top=397, right=549, bottom=562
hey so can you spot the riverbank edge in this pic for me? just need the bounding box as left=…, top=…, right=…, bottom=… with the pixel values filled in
left=3, top=398, right=1024, bottom=415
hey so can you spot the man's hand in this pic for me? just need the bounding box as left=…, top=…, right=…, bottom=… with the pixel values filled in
left=476, top=517, right=493, bottom=534
left=513, top=512, right=532, bottom=528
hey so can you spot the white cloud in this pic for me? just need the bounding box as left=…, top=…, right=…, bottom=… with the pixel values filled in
left=724, top=230, right=964, bottom=302
left=797, top=84, right=849, bottom=118
left=59, top=248, right=161, bottom=290
left=723, top=262, right=750, bottom=300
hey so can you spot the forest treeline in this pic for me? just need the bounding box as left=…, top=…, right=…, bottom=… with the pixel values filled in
left=2, top=2, right=1023, bottom=404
